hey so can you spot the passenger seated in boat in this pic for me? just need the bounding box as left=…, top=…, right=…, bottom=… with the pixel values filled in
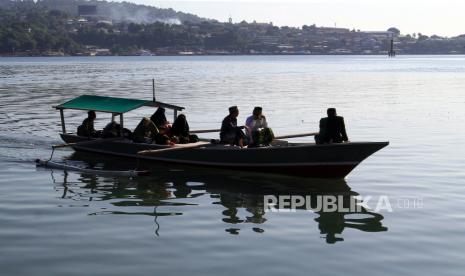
left=133, top=117, right=169, bottom=144
left=171, top=114, right=199, bottom=144
left=315, top=108, right=349, bottom=144
left=245, top=106, right=274, bottom=147
left=77, top=110, right=100, bottom=138
left=102, top=121, right=119, bottom=138
left=102, top=121, right=132, bottom=139
left=150, top=107, right=170, bottom=134
left=220, top=106, right=246, bottom=147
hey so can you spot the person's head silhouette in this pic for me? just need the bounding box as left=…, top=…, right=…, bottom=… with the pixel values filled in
left=229, top=106, right=239, bottom=117
left=88, top=110, right=96, bottom=120
left=327, top=108, right=337, bottom=117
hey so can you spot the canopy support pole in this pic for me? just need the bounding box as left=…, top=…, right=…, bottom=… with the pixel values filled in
left=120, top=114, right=124, bottom=137
left=59, top=109, right=66, bottom=134
left=173, top=110, right=178, bottom=122
left=152, top=78, right=156, bottom=102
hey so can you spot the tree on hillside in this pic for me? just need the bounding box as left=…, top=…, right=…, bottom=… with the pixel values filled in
left=387, top=27, right=400, bottom=36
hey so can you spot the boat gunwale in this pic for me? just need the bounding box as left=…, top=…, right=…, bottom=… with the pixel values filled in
left=60, top=133, right=389, bottom=151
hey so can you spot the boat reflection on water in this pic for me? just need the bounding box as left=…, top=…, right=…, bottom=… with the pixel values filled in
left=46, top=152, right=388, bottom=244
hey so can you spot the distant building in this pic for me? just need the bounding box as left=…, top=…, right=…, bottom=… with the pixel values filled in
left=254, top=35, right=280, bottom=46
left=95, top=48, right=111, bottom=56
left=362, top=31, right=393, bottom=40
left=317, top=27, right=350, bottom=35
left=97, top=20, right=113, bottom=25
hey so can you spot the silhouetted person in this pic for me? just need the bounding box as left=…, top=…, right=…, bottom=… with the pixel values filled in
left=77, top=110, right=98, bottom=137
left=102, top=121, right=120, bottom=138
left=101, top=121, right=132, bottom=139
left=150, top=107, right=169, bottom=130
left=171, top=114, right=199, bottom=144
left=315, top=108, right=349, bottom=144
left=220, top=106, right=246, bottom=147
left=133, top=117, right=169, bottom=144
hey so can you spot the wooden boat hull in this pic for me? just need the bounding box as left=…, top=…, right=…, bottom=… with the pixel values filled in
left=60, top=134, right=388, bottom=178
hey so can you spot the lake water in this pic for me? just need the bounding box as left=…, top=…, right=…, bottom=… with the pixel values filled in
left=1, top=55, right=465, bottom=275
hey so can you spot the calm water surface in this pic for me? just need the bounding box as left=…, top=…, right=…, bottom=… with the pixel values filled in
left=1, top=55, right=465, bottom=275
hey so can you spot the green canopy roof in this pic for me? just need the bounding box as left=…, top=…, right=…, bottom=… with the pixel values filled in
left=55, top=95, right=184, bottom=113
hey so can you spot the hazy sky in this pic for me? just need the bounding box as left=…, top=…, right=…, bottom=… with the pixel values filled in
left=125, top=0, right=464, bottom=37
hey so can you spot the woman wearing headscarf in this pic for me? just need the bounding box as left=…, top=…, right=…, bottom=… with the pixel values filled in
left=150, top=107, right=170, bottom=132
left=171, top=114, right=199, bottom=144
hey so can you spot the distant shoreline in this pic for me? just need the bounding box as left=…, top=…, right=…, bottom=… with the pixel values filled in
left=2, top=53, right=465, bottom=58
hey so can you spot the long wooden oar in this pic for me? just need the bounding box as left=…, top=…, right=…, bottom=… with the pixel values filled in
left=275, top=132, right=318, bottom=139
left=190, top=129, right=318, bottom=139
left=190, top=128, right=221, bottom=134
left=190, top=126, right=246, bottom=134
left=190, top=128, right=317, bottom=139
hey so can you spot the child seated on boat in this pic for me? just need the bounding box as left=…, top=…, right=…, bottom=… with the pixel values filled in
left=244, top=106, right=274, bottom=147
left=170, top=114, right=199, bottom=144
left=77, top=110, right=101, bottom=138
left=133, top=117, right=170, bottom=144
